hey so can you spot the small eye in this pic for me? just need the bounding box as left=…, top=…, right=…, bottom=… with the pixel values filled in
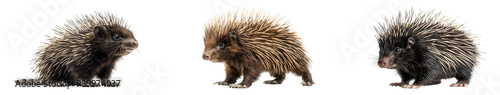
left=217, top=42, right=225, bottom=49
left=113, top=34, right=122, bottom=40
left=394, top=47, right=401, bottom=54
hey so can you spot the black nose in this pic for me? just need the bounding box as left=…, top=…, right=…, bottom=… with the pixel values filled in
left=202, top=54, right=209, bottom=60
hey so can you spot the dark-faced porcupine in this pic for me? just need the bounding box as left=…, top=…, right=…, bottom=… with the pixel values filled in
left=202, top=10, right=314, bottom=88
left=375, top=9, right=479, bottom=89
left=33, top=12, right=138, bottom=83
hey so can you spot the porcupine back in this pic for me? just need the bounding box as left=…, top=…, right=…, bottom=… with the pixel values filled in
left=204, top=10, right=310, bottom=73
left=376, top=9, right=479, bottom=72
left=34, top=13, right=128, bottom=81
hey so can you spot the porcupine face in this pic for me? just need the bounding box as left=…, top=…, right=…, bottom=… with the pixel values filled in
left=377, top=36, right=416, bottom=69
left=93, top=26, right=138, bottom=56
left=202, top=31, right=242, bottom=62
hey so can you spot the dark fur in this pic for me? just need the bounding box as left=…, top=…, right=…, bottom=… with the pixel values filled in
left=376, top=9, right=478, bottom=88
left=34, top=13, right=138, bottom=83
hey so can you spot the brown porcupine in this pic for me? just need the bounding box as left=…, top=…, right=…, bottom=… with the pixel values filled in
left=33, top=12, right=138, bottom=83
left=375, top=9, right=479, bottom=89
left=202, top=10, right=314, bottom=88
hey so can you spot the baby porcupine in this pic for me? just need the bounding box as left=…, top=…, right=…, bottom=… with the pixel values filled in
left=202, top=10, right=314, bottom=88
left=375, top=9, right=479, bottom=89
left=34, top=12, right=138, bottom=83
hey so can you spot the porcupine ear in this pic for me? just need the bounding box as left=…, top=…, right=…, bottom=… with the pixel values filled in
left=407, top=37, right=415, bottom=49
left=230, top=31, right=237, bottom=41
left=93, top=26, right=107, bottom=39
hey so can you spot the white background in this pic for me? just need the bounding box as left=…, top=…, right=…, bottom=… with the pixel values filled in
left=1, top=0, right=499, bottom=95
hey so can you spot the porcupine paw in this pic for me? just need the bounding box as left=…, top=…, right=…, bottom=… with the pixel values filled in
left=301, top=81, right=314, bottom=86
left=401, top=84, right=420, bottom=89
left=229, top=84, right=248, bottom=88
left=264, top=80, right=281, bottom=84
left=213, top=81, right=230, bottom=86
left=450, top=83, right=468, bottom=87
left=389, top=82, right=407, bottom=86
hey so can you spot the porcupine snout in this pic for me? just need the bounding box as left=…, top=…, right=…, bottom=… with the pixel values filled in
left=378, top=57, right=395, bottom=69
left=120, top=39, right=138, bottom=55
left=130, top=41, right=138, bottom=48
left=124, top=39, right=138, bottom=49
left=202, top=53, right=210, bottom=60
left=378, top=60, right=387, bottom=68
left=202, top=49, right=215, bottom=60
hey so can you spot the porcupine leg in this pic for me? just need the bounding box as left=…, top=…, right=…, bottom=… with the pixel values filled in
left=229, top=68, right=260, bottom=88
left=214, top=63, right=241, bottom=86
left=97, top=65, right=115, bottom=86
left=391, top=70, right=413, bottom=87
left=405, top=73, right=442, bottom=89
left=67, top=65, right=94, bottom=86
left=97, top=65, right=114, bottom=80
left=264, top=72, right=286, bottom=84
left=292, top=68, right=314, bottom=86
left=72, top=72, right=94, bottom=87
left=451, top=68, right=472, bottom=87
